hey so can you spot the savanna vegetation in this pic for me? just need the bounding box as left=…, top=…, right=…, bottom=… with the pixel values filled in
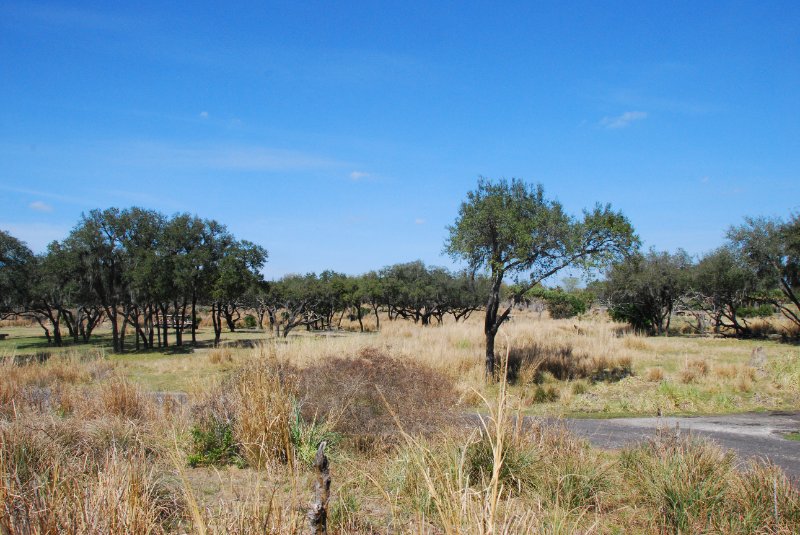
left=1, top=177, right=799, bottom=533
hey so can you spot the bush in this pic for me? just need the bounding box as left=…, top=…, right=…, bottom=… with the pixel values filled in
left=243, top=314, right=258, bottom=328
left=527, top=287, right=588, bottom=319
left=464, top=429, right=538, bottom=492
left=187, top=421, right=244, bottom=468
left=297, top=348, right=460, bottom=450
left=529, top=384, right=559, bottom=404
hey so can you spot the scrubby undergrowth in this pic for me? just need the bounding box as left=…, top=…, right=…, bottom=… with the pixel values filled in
left=2, top=316, right=800, bottom=533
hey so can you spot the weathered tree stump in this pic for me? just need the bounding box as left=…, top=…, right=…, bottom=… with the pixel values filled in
left=308, top=441, right=331, bottom=534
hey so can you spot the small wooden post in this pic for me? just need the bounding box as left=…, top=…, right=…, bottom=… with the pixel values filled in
left=308, top=441, right=331, bottom=534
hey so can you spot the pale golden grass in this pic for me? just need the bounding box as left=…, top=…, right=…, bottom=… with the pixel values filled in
left=200, top=313, right=800, bottom=418
left=232, top=358, right=295, bottom=468
left=208, top=346, right=233, bottom=364
left=3, top=319, right=800, bottom=533
left=644, top=367, right=665, bottom=382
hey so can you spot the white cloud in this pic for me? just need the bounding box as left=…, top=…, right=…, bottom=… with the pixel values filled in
left=199, top=111, right=209, bottom=119
left=414, top=218, right=425, bottom=225
left=601, top=111, right=648, bottom=129
left=29, top=200, right=53, bottom=212
left=350, top=171, right=370, bottom=181
left=700, top=176, right=710, bottom=183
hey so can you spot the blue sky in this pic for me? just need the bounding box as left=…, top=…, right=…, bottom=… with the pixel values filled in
left=2, top=1, right=798, bottom=279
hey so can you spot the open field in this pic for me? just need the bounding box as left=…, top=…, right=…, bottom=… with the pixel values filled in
left=2, top=313, right=800, bottom=533
left=2, top=312, right=798, bottom=416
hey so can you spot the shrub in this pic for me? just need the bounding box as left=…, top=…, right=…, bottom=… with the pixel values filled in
left=463, top=428, right=538, bottom=492
left=527, top=287, right=588, bottom=319
left=528, top=385, right=559, bottom=404
left=298, top=348, right=459, bottom=450
left=243, top=314, right=258, bottom=329
left=289, top=405, right=340, bottom=467
left=187, top=421, right=244, bottom=468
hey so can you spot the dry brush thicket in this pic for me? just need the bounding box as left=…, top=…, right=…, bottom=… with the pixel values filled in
left=2, top=314, right=800, bottom=533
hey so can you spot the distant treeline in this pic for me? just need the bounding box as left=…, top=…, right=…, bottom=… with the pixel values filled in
left=0, top=208, right=489, bottom=352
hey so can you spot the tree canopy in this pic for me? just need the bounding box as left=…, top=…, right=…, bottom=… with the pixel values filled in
left=445, top=177, right=638, bottom=378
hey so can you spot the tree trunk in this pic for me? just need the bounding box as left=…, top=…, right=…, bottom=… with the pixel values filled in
left=160, top=303, right=169, bottom=348
left=191, top=292, right=198, bottom=345
left=106, top=305, right=121, bottom=353
left=483, top=270, right=506, bottom=381
left=212, top=303, right=222, bottom=346
left=485, top=328, right=497, bottom=380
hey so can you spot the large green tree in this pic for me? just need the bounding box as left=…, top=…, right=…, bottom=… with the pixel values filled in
left=692, top=247, right=761, bottom=335
left=728, top=215, right=800, bottom=328
left=0, top=230, right=34, bottom=319
left=445, top=178, right=637, bottom=379
left=605, top=249, right=693, bottom=335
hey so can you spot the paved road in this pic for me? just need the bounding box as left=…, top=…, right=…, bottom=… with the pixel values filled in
left=561, top=411, right=800, bottom=480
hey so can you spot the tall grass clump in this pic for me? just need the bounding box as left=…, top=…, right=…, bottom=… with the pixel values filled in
left=383, top=341, right=608, bottom=533
left=0, top=410, right=181, bottom=533
left=506, top=340, right=632, bottom=384
left=190, top=353, right=297, bottom=468
left=618, top=426, right=790, bottom=533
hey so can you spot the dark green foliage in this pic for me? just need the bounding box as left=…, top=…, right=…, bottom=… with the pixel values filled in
left=527, top=286, right=588, bottom=319
left=243, top=314, right=257, bottom=328
left=0, top=230, right=34, bottom=316
left=187, top=421, right=244, bottom=468
left=692, top=246, right=762, bottom=335
left=14, top=208, right=267, bottom=351
left=736, top=304, right=774, bottom=318
left=729, top=215, right=800, bottom=329
left=605, top=249, right=692, bottom=335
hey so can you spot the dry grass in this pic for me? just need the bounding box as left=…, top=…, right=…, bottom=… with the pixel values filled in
left=644, top=367, right=665, bottom=382
left=208, top=346, right=234, bottom=364
left=621, top=426, right=800, bottom=533
left=2, top=313, right=800, bottom=533
left=298, top=347, right=461, bottom=451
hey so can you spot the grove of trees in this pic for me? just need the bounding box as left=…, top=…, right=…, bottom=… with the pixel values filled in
left=604, top=215, right=800, bottom=336
left=1, top=187, right=798, bottom=366
left=0, top=209, right=490, bottom=351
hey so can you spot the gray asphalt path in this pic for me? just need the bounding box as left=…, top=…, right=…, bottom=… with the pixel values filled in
left=561, top=411, right=800, bottom=480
